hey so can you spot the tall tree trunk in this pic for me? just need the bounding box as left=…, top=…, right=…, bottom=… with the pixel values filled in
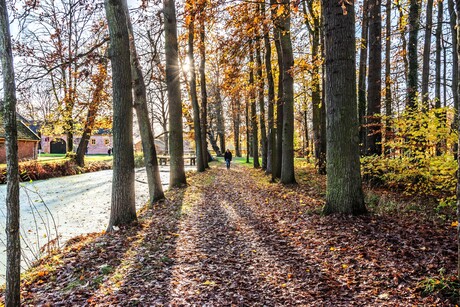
left=396, top=1, right=409, bottom=86
left=435, top=0, right=443, bottom=107
left=0, top=1, right=20, bottom=304
left=186, top=5, right=205, bottom=172
left=450, top=0, right=459, bottom=113
left=273, top=30, right=283, bottom=178
left=105, top=0, right=136, bottom=230
left=421, top=0, right=434, bottom=108
left=435, top=0, right=443, bottom=155
left=264, top=0, right=275, bottom=175
left=207, top=130, right=221, bottom=156
left=366, top=0, right=382, bottom=155
left=443, top=38, right=447, bottom=107
left=245, top=96, right=250, bottom=163
left=304, top=0, right=326, bottom=174
left=163, top=125, right=169, bottom=154
left=358, top=0, right=369, bottom=153
left=301, top=78, right=310, bottom=158
left=271, top=0, right=283, bottom=179
left=256, top=29, right=267, bottom=170
left=232, top=98, right=241, bottom=157
left=322, top=0, right=366, bottom=215
left=320, top=14, right=327, bottom=174
left=449, top=0, right=458, bottom=159
left=407, top=0, right=421, bottom=109
left=455, top=0, right=460, bottom=285
left=304, top=108, right=309, bottom=158
left=384, top=0, right=392, bottom=155
left=76, top=60, right=107, bottom=167
left=249, top=41, right=260, bottom=168
left=164, top=0, right=186, bottom=186
left=199, top=14, right=210, bottom=168
left=215, top=83, right=226, bottom=155
left=124, top=1, right=165, bottom=202
left=279, top=0, right=296, bottom=184
left=66, top=130, right=74, bottom=153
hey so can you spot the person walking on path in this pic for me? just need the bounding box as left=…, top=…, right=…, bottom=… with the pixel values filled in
left=224, top=149, right=232, bottom=169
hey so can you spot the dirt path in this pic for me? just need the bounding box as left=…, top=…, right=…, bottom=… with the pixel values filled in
left=14, top=162, right=456, bottom=306
left=168, top=167, right=315, bottom=305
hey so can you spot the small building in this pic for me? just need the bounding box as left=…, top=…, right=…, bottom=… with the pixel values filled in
left=41, top=130, right=113, bottom=155
left=0, top=114, right=41, bottom=163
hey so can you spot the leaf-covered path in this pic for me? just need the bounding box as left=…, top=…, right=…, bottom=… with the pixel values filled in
left=11, top=162, right=457, bottom=305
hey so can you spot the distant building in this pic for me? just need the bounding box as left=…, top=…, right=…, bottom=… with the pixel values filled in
left=0, top=113, right=41, bottom=163
left=41, top=129, right=113, bottom=154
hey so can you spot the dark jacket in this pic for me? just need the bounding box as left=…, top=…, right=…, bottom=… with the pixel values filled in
left=224, top=151, right=232, bottom=161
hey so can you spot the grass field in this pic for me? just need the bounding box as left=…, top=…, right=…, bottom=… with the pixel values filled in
left=232, top=156, right=261, bottom=166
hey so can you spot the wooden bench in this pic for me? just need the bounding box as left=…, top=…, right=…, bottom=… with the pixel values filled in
left=158, top=155, right=196, bottom=166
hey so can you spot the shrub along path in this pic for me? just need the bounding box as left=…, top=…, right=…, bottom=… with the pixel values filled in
left=8, top=162, right=457, bottom=305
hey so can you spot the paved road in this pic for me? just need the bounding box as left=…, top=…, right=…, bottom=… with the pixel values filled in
left=0, top=166, right=189, bottom=282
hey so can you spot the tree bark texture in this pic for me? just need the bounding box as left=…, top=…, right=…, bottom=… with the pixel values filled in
left=366, top=0, right=382, bottom=156
left=450, top=0, right=459, bottom=113
left=358, top=0, right=369, bottom=153
left=435, top=0, right=443, bottom=107
left=449, top=0, right=459, bottom=159
left=279, top=0, right=296, bottom=184
left=215, top=85, right=226, bottom=155
left=322, top=0, right=366, bottom=215
left=256, top=34, right=267, bottom=170
left=105, top=0, right=137, bottom=230
left=199, top=16, right=210, bottom=167
left=105, top=0, right=137, bottom=231
left=264, top=0, right=275, bottom=175
left=76, top=60, right=108, bottom=167
left=396, top=2, right=409, bottom=87
left=435, top=0, right=444, bottom=156
left=0, top=0, right=21, bottom=304
left=421, top=0, right=434, bottom=107
left=271, top=0, right=283, bottom=179
left=245, top=96, right=250, bottom=163
left=186, top=6, right=205, bottom=172
left=124, top=1, right=165, bottom=202
left=305, top=0, right=326, bottom=174
left=455, top=0, right=460, bottom=285
left=384, top=0, right=392, bottom=155
left=164, top=0, right=186, bottom=186
left=407, top=0, right=421, bottom=109
left=232, top=98, right=241, bottom=157
left=249, top=41, right=260, bottom=168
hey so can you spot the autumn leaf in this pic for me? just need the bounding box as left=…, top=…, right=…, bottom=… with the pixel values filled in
left=37, top=271, right=47, bottom=277
left=276, top=5, right=285, bottom=17
left=185, top=15, right=193, bottom=26
left=203, top=280, right=216, bottom=286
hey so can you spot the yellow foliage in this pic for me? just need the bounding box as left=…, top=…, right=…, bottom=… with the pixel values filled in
left=361, top=106, right=458, bottom=204
left=276, top=5, right=286, bottom=17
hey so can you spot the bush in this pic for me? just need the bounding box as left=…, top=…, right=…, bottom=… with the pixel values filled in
left=361, top=106, right=458, bottom=205
left=0, top=160, right=112, bottom=184
left=417, top=270, right=460, bottom=302
left=134, top=153, right=145, bottom=168
left=362, top=154, right=456, bottom=199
